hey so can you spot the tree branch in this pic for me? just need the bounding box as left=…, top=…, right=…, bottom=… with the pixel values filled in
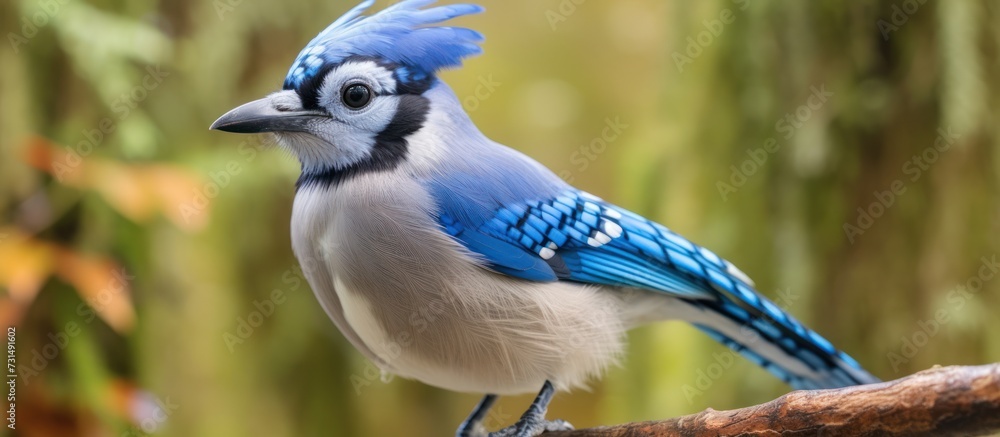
left=548, top=364, right=1000, bottom=437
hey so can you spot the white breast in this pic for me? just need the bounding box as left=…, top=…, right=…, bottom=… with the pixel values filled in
left=291, top=173, right=632, bottom=395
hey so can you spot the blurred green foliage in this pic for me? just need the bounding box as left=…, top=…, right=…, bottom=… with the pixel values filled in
left=2, top=0, right=999, bottom=436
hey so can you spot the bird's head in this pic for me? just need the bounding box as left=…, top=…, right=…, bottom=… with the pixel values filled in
left=210, top=0, right=484, bottom=180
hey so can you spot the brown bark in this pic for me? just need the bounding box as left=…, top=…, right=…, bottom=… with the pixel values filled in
left=547, top=364, right=1000, bottom=437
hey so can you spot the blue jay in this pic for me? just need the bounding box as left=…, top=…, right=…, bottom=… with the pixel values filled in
left=211, top=1, right=879, bottom=436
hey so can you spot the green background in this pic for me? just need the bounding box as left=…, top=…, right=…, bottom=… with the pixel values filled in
left=2, top=0, right=999, bottom=435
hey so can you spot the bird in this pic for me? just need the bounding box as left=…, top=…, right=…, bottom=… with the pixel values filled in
left=210, top=1, right=880, bottom=436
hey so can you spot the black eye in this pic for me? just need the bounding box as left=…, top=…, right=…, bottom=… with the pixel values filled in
left=342, top=83, right=372, bottom=109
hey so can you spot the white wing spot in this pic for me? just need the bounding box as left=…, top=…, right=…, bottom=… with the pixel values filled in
left=725, top=261, right=756, bottom=286
left=546, top=242, right=558, bottom=249
left=603, top=208, right=622, bottom=219
left=601, top=220, right=623, bottom=238
left=539, top=247, right=555, bottom=259
left=594, top=232, right=611, bottom=244
left=698, top=247, right=722, bottom=266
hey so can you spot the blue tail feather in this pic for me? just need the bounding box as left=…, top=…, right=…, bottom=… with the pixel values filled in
left=609, top=206, right=879, bottom=389
left=691, top=295, right=879, bottom=390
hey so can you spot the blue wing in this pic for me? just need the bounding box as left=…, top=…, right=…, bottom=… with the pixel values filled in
left=433, top=185, right=723, bottom=300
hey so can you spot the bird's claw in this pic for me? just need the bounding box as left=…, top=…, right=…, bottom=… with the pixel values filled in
left=488, top=419, right=573, bottom=437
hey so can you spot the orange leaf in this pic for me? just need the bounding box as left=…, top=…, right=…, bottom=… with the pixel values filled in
left=88, top=162, right=158, bottom=222
left=22, top=136, right=87, bottom=185
left=147, top=165, right=210, bottom=231
left=54, top=249, right=135, bottom=333
left=21, top=136, right=210, bottom=232
left=0, top=228, right=56, bottom=303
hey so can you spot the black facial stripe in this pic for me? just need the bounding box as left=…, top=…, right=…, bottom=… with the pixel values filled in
left=295, top=63, right=336, bottom=110
left=375, top=93, right=429, bottom=142
left=296, top=93, right=431, bottom=190
left=395, top=76, right=433, bottom=95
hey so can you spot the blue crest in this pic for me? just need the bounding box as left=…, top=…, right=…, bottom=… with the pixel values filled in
left=283, top=0, right=485, bottom=91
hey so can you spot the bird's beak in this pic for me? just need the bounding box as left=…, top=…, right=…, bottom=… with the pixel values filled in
left=210, top=96, right=324, bottom=134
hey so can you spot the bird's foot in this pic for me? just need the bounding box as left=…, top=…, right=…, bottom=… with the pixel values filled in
left=458, top=381, right=570, bottom=437
left=489, top=418, right=573, bottom=437
left=487, top=381, right=571, bottom=437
